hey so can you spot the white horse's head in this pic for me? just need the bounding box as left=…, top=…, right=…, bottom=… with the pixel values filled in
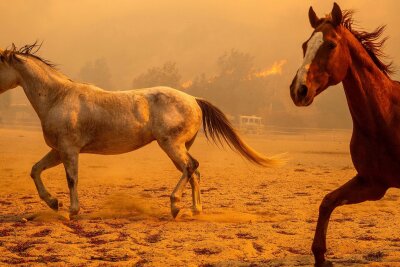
left=0, top=47, right=20, bottom=93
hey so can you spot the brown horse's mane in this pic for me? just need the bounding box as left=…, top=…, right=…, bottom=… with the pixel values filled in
left=0, top=41, right=56, bottom=68
left=340, top=10, right=394, bottom=76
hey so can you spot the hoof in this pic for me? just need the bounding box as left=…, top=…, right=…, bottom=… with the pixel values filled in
left=69, top=207, right=80, bottom=218
left=69, top=209, right=80, bottom=220
left=171, top=207, right=180, bottom=219
left=48, top=198, right=59, bottom=211
left=315, top=260, right=333, bottom=267
left=69, top=214, right=81, bottom=220
left=192, top=205, right=202, bottom=215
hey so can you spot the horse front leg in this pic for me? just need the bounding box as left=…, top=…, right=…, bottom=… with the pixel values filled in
left=30, top=149, right=62, bottom=210
left=60, top=151, right=80, bottom=217
left=312, top=175, right=387, bottom=266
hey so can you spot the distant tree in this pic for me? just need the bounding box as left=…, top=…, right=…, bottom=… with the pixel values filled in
left=187, top=49, right=275, bottom=117
left=187, top=73, right=210, bottom=98
left=78, top=58, right=113, bottom=89
left=132, top=61, right=181, bottom=89
left=217, top=49, right=254, bottom=79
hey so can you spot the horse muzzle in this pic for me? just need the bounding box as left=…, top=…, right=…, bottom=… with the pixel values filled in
left=290, top=78, right=314, bottom=106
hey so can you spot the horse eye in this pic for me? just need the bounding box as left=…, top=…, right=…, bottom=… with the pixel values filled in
left=327, top=41, right=337, bottom=49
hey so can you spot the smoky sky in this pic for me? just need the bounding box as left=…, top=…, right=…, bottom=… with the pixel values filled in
left=1, top=1, right=399, bottom=129
left=2, top=0, right=399, bottom=87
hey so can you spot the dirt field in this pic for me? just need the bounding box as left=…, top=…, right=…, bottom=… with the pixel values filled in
left=1, top=127, right=400, bottom=266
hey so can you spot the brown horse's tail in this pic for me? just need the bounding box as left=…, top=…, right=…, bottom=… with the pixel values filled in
left=196, top=98, right=286, bottom=167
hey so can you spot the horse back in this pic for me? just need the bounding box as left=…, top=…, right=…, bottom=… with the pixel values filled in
left=42, top=85, right=154, bottom=154
left=41, top=85, right=200, bottom=154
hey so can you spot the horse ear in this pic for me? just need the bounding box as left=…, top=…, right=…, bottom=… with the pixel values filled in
left=331, top=2, right=342, bottom=27
left=308, top=6, right=319, bottom=28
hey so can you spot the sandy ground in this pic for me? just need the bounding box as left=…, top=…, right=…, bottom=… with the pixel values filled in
left=0, top=127, right=400, bottom=267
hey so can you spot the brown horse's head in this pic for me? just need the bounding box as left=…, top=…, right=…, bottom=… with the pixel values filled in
left=290, top=3, right=349, bottom=106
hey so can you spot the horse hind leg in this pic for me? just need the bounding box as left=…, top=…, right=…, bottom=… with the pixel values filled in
left=190, top=169, right=202, bottom=214
left=170, top=171, right=189, bottom=218
left=30, top=149, right=62, bottom=211
left=185, top=135, right=202, bottom=214
left=158, top=140, right=200, bottom=218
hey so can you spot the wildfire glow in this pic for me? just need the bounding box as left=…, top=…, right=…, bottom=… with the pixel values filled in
left=181, top=80, right=193, bottom=89
left=254, top=60, right=287, bottom=77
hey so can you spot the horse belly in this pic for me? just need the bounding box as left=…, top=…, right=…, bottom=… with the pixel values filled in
left=81, top=128, right=154, bottom=155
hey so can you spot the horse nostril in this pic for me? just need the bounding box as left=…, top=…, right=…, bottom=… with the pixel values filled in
left=298, top=84, right=308, bottom=98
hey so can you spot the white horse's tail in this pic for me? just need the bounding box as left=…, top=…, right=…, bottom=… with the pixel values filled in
left=196, top=98, right=286, bottom=167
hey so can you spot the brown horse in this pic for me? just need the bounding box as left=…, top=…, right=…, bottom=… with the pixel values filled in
left=290, top=2, right=400, bottom=266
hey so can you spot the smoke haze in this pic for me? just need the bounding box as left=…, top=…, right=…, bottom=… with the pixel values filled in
left=1, top=0, right=399, bottom=128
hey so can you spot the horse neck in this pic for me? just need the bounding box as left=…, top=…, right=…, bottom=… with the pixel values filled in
left=342, top=30, right=395, bottom=135
left=14, top=57, right=70, bottom=120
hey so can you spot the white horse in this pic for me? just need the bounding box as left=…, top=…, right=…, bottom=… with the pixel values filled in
left=0, top=43, right=282, bottom=218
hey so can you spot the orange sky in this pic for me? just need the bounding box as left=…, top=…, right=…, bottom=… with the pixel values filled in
left=1, top=0, right=399, bottom=88
left=1, top=0, right=399, bottom=129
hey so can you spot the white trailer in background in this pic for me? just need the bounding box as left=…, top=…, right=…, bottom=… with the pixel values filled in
left=239, top=115, right=263, bottom=134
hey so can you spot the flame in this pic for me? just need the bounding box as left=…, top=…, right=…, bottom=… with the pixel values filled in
left=254, top=60, right=287, bottom=77
left=181, top=80, right=193, bottom=89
